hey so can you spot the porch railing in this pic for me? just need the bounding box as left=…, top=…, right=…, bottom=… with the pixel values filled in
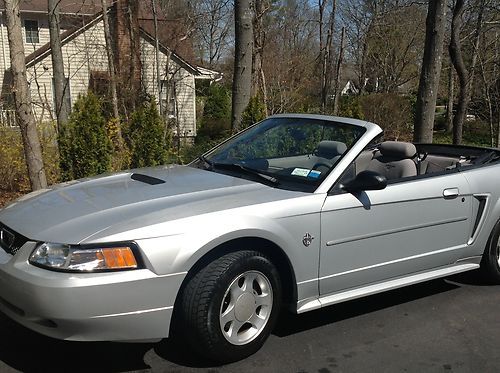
left=0, top=109, right=17, bottom=128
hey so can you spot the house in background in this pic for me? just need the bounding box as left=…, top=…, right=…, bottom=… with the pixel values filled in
left=0, top=0, right=219, bottom=140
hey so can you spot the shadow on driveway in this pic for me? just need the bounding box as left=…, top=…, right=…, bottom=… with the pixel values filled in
left=1, top=271, right=480, bottom=372
left=0, top=314, right=153, bottom=373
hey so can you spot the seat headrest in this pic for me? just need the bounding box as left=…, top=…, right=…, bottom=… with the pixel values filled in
left=379, top=141, right=416, bottom=159
left=316, top=141, right=347, bottom=159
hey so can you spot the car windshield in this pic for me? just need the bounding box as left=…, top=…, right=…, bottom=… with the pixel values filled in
left=197, top=117, right=365, bottom=192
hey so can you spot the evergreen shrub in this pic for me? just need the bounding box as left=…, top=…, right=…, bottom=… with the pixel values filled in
left=124, top=99, right=168, bottom=168
left=198, top=84, right=231, bottom=139
left=59, top=93, right=111, bottom=180
left=241, top=95, right=266, bottom=129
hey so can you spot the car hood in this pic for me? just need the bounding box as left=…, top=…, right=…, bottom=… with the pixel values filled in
left=0, top=165, right=297, bottom=244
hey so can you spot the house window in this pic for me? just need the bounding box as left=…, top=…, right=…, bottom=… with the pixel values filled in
left=24, top=20, right=39, bottom=43
left=89, top=71, right=110, bottom=97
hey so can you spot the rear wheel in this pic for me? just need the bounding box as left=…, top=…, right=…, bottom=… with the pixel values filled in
left=179, top=250, right=282, bottom=362
left=480, top=219, right=500, bottom=283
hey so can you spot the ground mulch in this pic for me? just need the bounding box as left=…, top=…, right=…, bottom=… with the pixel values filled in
left=0, top=191, right=24, bottom=208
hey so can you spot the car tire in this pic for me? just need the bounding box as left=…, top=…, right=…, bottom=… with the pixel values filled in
left=179, top=250, right=282, bottom=363
left=480, top=218, right=500, bottom=284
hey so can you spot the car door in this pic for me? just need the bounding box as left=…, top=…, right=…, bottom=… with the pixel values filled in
left=319, top=172, right=472, bottom=295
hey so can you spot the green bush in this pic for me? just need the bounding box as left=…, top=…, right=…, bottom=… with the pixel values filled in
left=123, top=100, right=169, bottom=168
left=106, top=117, right=130, bottom=171
left=338, top=96, right=364, bottom=119
left=59, top=92, right=112, bottom=180
left=179, top=137, right=223, bottom=164
left=198, top=84, right=231, bottom=140
left=241, top=95, right=266, bottom=129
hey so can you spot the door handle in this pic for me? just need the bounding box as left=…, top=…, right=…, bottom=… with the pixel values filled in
left=443, top=188, right=459, bottom=198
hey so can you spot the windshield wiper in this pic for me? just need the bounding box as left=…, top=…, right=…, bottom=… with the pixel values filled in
left=212, top=162, right=280, bottom=186
left=198, top=155, right=214, bottom=170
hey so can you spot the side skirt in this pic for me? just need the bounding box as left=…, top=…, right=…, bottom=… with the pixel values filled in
left=296, top=262, right=480, bottom=314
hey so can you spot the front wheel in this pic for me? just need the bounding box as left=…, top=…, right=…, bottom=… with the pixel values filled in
left=480, top=219, right=500, bottom=283
left=179, top=250, right=282, bottom=362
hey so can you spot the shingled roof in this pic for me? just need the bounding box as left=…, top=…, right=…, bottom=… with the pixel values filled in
left=1, top=0, right=197, bottom=66
left=0, top=0, right=100, bottom=15
left=23, top=10, right=201, bottom=75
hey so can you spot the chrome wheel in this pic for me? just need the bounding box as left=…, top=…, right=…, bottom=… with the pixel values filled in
left=219, top=270, right=273, bottom=345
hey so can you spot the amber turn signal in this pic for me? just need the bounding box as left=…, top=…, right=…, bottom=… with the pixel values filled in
left=100, top=247, right=138, bottom=269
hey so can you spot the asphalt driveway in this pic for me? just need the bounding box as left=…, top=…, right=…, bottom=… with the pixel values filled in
left=1, top=270, right=499, bottom=373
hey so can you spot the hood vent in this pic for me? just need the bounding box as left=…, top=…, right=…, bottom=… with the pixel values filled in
left=131, top=173, right=165, bottom=185
left=0, top=223, right=28, bottom=255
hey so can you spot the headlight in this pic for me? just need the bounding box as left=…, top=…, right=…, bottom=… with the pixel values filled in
left=29, top=242, right=141, bottom=272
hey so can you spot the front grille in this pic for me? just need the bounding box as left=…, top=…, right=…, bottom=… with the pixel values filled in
left=0, top=222, right=28, bottom=255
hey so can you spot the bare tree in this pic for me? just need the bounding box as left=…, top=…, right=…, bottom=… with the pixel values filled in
left=231, top=0, right=253, bottom=132
left=448, top=0, right=486, bottom=145
left=449, top=0, right=469, bottom=145
left=191, top=0, right=233, bottom=67
left=413, top=0, right=447, bottom=143
left=261, top=0, right=318, bottom=114
left=48, top=0, right=71, bottom=132
left=112, top=0, right=142, bottom=116
left=319, top=0, right=337, bottom=112
left=4, top=0, right=47, bottom=190
left=101, top=0, right=120, bottom=121
left=252, top=0, right=269, bottom=114
left=446, top=65, right=454, bottom=133
left=332, top=26, right=345, bottom=116
left=152, top=0, right=163, bottom=117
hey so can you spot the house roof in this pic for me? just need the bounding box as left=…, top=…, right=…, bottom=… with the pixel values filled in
left=2, top=0, right=199, bottom=67
left=25, top=13, right=103, bottom=68
left=24, top=10, right=202, bottom=76
left=139, top=27, right=201, bottom=76
left=137, top=1, right=196, bottom=64
left=0, top=0, right=100, bottom=15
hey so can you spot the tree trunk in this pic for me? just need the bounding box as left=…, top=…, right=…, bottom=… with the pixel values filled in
left=332, top=26, right=345, bottom=116
left=413, top=0, right=447, bottom=143
left=446, top=64, right=454, bottom=133
left=152, top=0, right=163, bottom=117
left=449, top=0, right=468, bottom=145
left=4, top=0, right=47, bottom=190
left=252, top=0, right=268, bottom=115
left=48, top=0, right=70, bottom=133
left=467, top=0, right=485, bottom=103
left=112, top=0, right=142, bottom=117
left=358, top=40, right=368, bottom=96
left=231, top=0, right=253, bottom=133
left=320, top=0, right=336, bottom=113
left=101, top=0, right=120, bottom=121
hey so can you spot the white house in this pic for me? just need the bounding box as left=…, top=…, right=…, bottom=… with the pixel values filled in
left=0, top=1, right=219, bottom=138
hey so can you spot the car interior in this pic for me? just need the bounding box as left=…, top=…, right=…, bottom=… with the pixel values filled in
left=353, top=141, right=500, bottom=183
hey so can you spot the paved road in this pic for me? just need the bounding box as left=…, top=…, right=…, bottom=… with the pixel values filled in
left=1, top=270, right=500, bottom=373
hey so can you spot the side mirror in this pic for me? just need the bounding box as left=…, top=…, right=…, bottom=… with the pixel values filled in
left=340, top=170, right=387, bottom=193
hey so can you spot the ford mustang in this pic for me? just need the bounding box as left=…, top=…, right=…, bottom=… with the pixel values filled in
left=1, top=114, right=500, bottom=362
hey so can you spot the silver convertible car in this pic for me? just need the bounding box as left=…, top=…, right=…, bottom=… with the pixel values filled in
left=1, top=114, right=500, bottom=362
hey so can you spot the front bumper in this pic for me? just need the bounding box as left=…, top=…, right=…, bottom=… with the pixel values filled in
left=0, top=242, right=186, bottom=342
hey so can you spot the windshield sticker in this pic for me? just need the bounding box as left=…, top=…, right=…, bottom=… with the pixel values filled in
left=308, top=170, right=321, bottom=179
left=291, top=168, right=310, bottom=177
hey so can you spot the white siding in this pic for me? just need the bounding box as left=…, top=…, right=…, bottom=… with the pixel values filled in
left=0, top=12, right=73, bottom=73
left=140, top=39, right=197, bottom=137
left=1, top=13, right=199, bottom=137
left=25, top=18, right=107, bottom=122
